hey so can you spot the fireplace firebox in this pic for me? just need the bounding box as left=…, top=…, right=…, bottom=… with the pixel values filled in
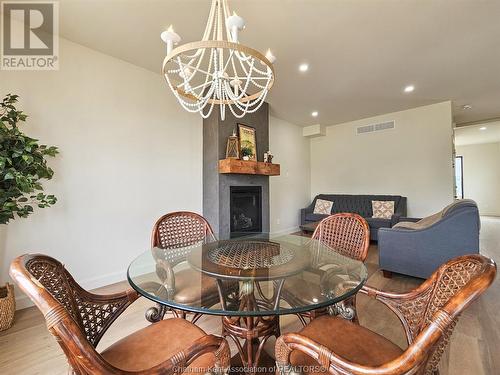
left=230, top=186, right=262, bottom=237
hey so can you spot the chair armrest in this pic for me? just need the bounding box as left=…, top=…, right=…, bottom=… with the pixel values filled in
left=304, top=200, right=316, bottom=213
left=398, top=216, right=422, bottom=223
left=73, top=287, right=140, bottom=346
left=390, top=214, right=401, bottom=227
left=82, top=288, right=139, bottom=305
left=275, top=320, right=449, bottom=375
left=144, top=335, right=230, bottom=375
left=359, top=282, right=434, bottom=344
left=300, top=208, right=307, bottom=225
left=395, top=197, right=407, bottom=217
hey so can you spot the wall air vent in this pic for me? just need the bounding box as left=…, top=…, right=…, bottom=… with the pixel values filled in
left=356, top=120, right=395, bottom=135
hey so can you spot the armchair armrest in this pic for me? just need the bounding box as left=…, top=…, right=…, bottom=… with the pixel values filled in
left=275, top=328, right=444, bottom=375
left=301, top=200, right=316, bottom=224
left=359, top=282, right=434, bottom=344
left=300, top=208, right=307, bottom=225
left=395, top=197, right=407, bottom=217
left=390, top=214, right=401, bottom=227
left=397, top=216, right=422, bottom=223
left=145, top=335, right=231, bottom=375
left=71, top=286, right=140, bottom=346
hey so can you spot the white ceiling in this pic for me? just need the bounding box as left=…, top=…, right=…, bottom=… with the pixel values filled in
left=455, top=121, right=500, bottom=146
left=57, top=0, right=500, bottom=126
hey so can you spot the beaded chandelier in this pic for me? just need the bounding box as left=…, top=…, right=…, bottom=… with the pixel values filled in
left=161, top=0, right=276, bottom=120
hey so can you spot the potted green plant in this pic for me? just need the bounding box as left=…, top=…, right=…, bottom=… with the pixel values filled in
left=0, top=93, right=58, bottom=330
left=240, top=146, right=253, bottom=161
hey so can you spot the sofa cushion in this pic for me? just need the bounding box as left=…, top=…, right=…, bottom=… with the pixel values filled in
left=372, top=200, right=395, bottom=219
left=313, top=199, right=334, bottom=215
left=305, top=213, right=328, bottom=222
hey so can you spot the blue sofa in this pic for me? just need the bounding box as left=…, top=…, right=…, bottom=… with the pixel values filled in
left=301, top=194, right=407, bottom=241
left=378, top=199, right=480, bottom=279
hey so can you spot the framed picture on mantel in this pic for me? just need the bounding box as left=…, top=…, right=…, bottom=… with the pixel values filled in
left=238, top=124, right=257, bottom=161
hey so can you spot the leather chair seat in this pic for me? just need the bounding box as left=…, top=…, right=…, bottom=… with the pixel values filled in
left=173, top=269, right=237, bottom=305
left=101, top=318, right=216, bottom=372
left=173, top=269, right=221, bottom=304
left=290, top=316, right=403, bottom=372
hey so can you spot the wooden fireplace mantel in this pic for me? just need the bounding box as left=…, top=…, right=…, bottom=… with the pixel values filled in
left=218, top=158, right=280, bottom=176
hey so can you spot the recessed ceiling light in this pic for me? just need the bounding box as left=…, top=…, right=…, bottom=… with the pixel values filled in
left=403, top=85, right=415, bottom=93
left=299, top=63, right=309, bottom=72
left=311, top=111, right=318, bottom=117
left=462, top=104, right=472, bottom=110
left=479, top=126, right=487, bottom=131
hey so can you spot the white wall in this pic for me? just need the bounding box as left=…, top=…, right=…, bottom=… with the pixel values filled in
left=310, top=102, right=454, bottom=217
left=456, top=142, right=500, bottom=216
left=269, top=116, right=310, bottom=233
left=0, top=38, right=202, bottom=308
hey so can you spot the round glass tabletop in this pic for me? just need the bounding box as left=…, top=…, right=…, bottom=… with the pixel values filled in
left=127, top=233, right=367, bottom=316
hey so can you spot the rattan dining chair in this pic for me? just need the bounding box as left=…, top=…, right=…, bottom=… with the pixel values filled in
left=10, top=254, right=231, bottom=375
left=275, top=254, right=496, bottom=375
left=283, top=213, right=370, bottom=324
left=149, top=211, right=236, bottom=322
left=311, top=213, right=370, bottom=262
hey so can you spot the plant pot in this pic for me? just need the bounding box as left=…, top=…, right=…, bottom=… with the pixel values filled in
left=242, top=156, right=250, bottom=161
left=0, top=283, right=15, bottom=331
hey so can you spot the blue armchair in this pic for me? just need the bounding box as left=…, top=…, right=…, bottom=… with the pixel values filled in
left=378, top=199, right=480, bottom=279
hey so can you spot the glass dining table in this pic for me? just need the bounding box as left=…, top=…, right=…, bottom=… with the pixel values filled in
left=128, top=233, right=367, bottom=372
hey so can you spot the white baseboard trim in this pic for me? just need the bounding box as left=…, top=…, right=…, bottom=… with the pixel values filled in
left=271, top=226, right=300, bottom=236
left=15, top=294, right=33, bottom=310
left=15, top=269, right=127, bottom=311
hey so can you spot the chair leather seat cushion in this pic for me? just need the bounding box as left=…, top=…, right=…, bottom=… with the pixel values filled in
left=173, top=269, right=219, bottom=304
left=174, top=269, right=236, bottom=305
left=101, top=318, right=216, bottom=372
left=290, top=316, right=403, bottom=371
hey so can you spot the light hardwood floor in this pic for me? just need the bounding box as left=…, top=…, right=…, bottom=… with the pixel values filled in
left=1, top=217, right=498, bottom=374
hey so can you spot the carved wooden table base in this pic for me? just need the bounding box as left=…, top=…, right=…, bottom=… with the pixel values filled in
left=219, top=280, right=281, bottom=374
left=222, top=314, right=280, bottom=374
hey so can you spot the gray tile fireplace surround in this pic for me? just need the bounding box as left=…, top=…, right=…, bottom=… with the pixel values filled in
left=203, top=103, right=270, bottom=238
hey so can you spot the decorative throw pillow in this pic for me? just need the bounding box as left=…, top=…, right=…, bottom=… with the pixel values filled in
left=372, top=201, right=395, bottom=219
left=313, top=199, right=334, bottom=215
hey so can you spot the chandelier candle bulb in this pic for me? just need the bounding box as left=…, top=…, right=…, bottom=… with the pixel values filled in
left=230, top=79, right=242, bottom=95
left=180, top=67, right=192, bottom=79
left=160, top=25, right=181, bottom=55
left=265, top=49, right=276, bottom=64
left=226, top=11, right=245, bottom=42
